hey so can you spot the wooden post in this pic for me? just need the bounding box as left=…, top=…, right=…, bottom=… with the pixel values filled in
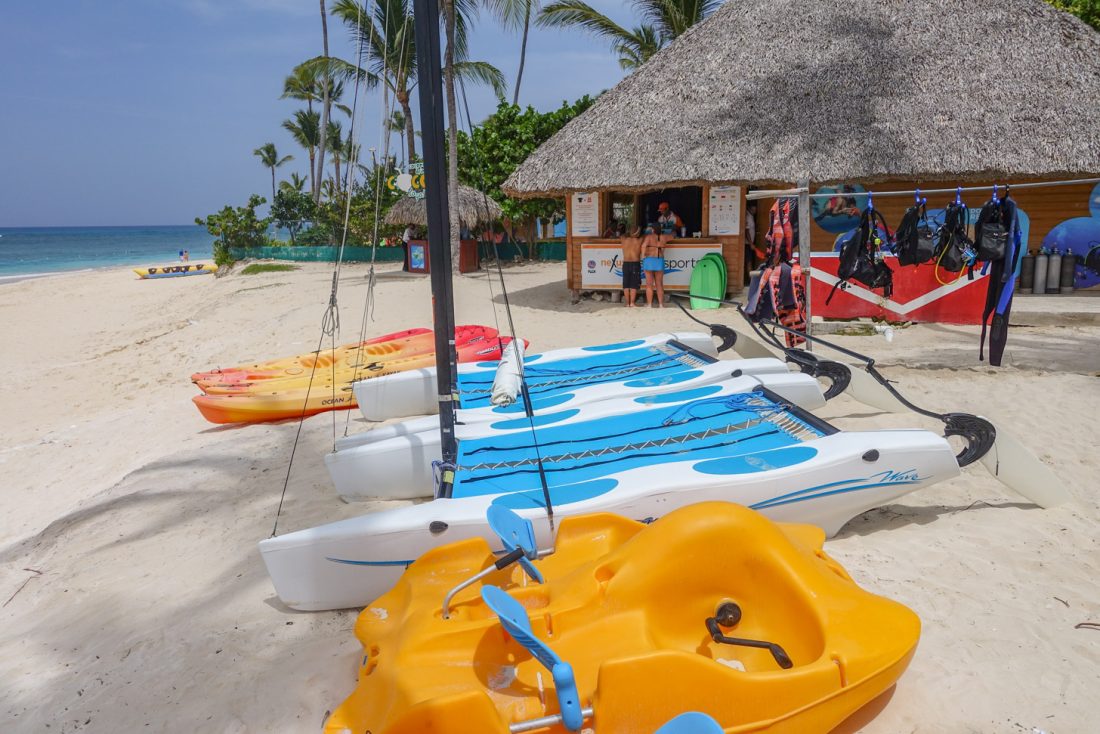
left=565, top=194, right=576, bottom=296
left=797, top=177, right=812, bottom=348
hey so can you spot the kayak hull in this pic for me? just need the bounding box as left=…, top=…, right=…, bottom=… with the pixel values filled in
left=261, top=428, right=959, bottom=611
left=352, top=332, right=719, bottom=422
left=325, top=371, right=825, bottom=501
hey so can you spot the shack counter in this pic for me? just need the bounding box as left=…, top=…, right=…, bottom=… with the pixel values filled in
left=578, top=238, right=726, bottom=291
left=564, top=185, right=746, bottom=296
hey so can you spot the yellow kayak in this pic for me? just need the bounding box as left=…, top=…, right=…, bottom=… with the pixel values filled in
left=134, top=262, right=217, bottom=279
left=192, top=330, right=514, bottom=424
left=191, top=327, right=433, bottom=389
left=326, top=502, right=920, bottom=734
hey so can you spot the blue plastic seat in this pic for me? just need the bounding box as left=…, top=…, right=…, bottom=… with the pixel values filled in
left=481, top=585, right=581, bottom=731
left=486, top=505, right=543, bottom=583
left=656, top=712, right=724, bottom=733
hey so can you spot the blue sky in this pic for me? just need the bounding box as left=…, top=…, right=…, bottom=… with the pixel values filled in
left=0, top=0, right=633, bottom=227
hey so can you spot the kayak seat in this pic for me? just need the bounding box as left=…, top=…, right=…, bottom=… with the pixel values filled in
left=481, top=585, right=583, bottom=731
left=656, top=712, right=724, bottom=734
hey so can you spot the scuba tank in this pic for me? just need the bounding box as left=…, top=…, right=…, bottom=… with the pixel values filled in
left=1046, top=250, right=1062, bottom=294
left=1031, top=249, right=1049, bottom=295
left=1060, top=248, right=1076, bottom=294
left=1019, top=251, right=1035, bottom=292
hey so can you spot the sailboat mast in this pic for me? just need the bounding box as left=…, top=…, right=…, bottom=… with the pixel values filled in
left=413, top=0, right=459, bottom=466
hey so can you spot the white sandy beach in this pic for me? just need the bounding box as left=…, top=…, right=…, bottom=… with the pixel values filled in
left=1, top=260, right=1098, bottom=733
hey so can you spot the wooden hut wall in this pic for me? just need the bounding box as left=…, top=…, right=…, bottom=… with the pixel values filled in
left=751, top=179, right=1097, bottom=255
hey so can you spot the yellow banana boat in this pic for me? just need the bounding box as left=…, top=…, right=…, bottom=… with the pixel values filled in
left=326, top=502, right=920, bottom=734
left=134, top=262, right=217, bottom=279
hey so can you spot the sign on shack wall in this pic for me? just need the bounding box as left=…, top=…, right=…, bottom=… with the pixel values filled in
left=570, top=193, right=600, bottom=237
left=708, top=186, right=742, bottom=236
left=581, top=243, right=722, bottom=291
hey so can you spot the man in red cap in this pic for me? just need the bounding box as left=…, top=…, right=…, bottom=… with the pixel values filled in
left=657, top=202, right=683, bottom=236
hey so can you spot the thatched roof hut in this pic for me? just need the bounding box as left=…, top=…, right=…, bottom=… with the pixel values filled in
left=385, top=184, right=503, bottom=226
left=504, top=0, right=1100, bottom=197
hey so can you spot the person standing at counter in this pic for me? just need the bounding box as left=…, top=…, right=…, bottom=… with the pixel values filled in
left=642, top=224, right=665, bottom=307
left=619, top=227, right=642, bottom=307
left=657, top=202, right=683, bottom=236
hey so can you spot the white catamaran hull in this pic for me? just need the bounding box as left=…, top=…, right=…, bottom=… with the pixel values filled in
left=263, top=430, right=960, bottom=611
left=335, top=355, right=792, bottom=453
left=326, top=371, right=824, bottom=501
left=352, top=331, right=719, bottom=422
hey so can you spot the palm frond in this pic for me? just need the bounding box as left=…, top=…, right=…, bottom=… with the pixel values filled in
left=537, top=0, right=636, bottom=44
left=484, top=0, right=539, bottom=30
left=453, top=60, right=507, bottom=99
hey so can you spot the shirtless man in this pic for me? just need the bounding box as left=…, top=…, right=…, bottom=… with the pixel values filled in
left=619, top=227, right=642, bottom=307
left=641, top=224, right=665, bottom=307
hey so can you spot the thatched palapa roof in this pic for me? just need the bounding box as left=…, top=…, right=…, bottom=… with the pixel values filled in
left=385, top=184, right=503, bottom=226
left=504, top=0, right=1100, bottom=196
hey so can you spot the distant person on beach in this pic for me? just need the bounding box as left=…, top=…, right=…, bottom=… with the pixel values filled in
left=182, top=250, right=189, bottom=262
left=401, top=226, right=415, bottom=272
left=642, top=224, right=665, bottom=307
left=619, top=226, right=642, bottom=307
left=178, top=250, right=185, bottom=262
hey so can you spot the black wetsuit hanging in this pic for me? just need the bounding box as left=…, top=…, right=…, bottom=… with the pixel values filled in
left=978, top=194, right=1022, bottom=366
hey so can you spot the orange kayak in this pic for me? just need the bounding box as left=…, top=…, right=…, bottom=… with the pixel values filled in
left=192, top=327, right=432, bottom=390
left=192, top=328, right=512, bottom=424
left=196, top=326, right=502, bottom=395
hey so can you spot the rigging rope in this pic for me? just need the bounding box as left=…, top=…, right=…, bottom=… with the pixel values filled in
left=341, top=6, right=411, bottom=438
left=457, top=74, right=555, bottom=529
left=272, top=2, right=373, bottom=537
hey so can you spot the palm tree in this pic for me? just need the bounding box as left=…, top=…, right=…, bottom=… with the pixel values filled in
left=316, top=0, right=333, bottom=205
left=388, top=110, right=408, bottom=167
left=280, top=172, right=309, bottom=193
left=282, top=109, right=322, bottom=196
left=332, top=0, right=419, bottom=165
left=327, top=0, right=505, bottom=165
left=484, top=0, right=540, bottom=104
left=326, top=120, right=345, bottom=190
left=281, top=65, right=320, bottom=115
left=282, top=66, right=353, bottom=117
left=253, top=143, right=294, bottom=201
left=538, top=0, right=718, bottom=70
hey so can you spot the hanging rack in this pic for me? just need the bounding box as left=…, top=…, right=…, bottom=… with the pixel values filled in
left=746, top=176, right=1100, bottom=201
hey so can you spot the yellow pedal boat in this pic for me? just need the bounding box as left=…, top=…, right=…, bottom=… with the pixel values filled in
left=325, top=502, right=920, bottom=734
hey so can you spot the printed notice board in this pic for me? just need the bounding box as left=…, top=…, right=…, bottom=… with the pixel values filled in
left=570, top=192, right=600, bottom=237
left=708, top=185, right=742, bottom=236
left=580, top=243, right=722, bottom=291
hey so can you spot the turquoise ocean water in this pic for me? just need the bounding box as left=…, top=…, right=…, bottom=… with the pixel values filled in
left=0, top=225, right=215, bottom=280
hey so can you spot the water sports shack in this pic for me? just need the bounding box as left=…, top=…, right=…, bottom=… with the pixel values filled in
left=502, top=0, right=1100, bottom=310
left=557, top=187, right=746, bottom=296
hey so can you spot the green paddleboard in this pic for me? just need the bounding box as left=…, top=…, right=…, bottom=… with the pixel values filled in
left=690, top=258, right=724, bottom=309
left=702, top=253, right=727, bottom=293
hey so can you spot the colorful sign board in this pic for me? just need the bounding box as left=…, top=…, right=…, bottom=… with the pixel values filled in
left=580, top=243, right=723, bottom=291
left=407, top=242, right=428, bottom=273
left=570, top=192, right=600, bottom=237
left=708, top=186, right=742, bottom=236
left=808, top=253, right=989, bottom=324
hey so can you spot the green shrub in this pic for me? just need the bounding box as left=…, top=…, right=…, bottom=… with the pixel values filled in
left=240, top=263, right=298, bottom=275
left=195, top=194, right=273, bottom=266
